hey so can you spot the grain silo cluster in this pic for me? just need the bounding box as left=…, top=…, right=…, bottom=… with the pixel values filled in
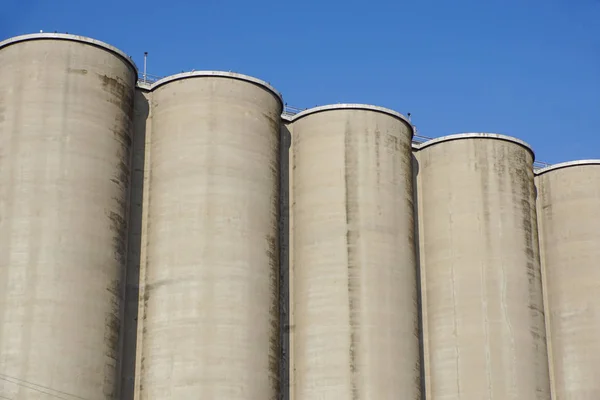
left=0, top=33, right=597, bottom=400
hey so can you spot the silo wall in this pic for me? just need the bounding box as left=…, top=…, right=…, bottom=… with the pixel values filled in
left=415, top=134, right=550, bottom=399
left=0, top=34, right=136, bottom=399
left=140, top=72, right=282, bottom=399
left=121, top=86, right=152, bottom=400
left=535, top=161, right=600, bottom=400
left=290, top=105, right=421, bottom=399
left=280, top=118, right=293, bottom=400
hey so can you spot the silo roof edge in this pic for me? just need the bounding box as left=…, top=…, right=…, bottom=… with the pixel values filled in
left=535, top=159, right=600, bottom=175
left=150, top=71, right=283, bottom=108
left=0, top=33, right=137, bottom=72
left=416, top=132, right=534, bottom=158
left=289, top=104, right=413, bottom=133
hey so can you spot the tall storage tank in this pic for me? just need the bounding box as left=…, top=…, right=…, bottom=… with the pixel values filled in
left=290, top=105, right=421, bottom=399
left=536, top=160, right=600, bottom=400
left=415, top=134, right=550, bottom=399
left=0, top=34, right=136, bottom=399
left=141, top=72, right=282, bottom=399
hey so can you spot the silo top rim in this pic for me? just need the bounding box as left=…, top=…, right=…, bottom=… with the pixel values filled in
left=0, top=33, right=137, bottom=72
left=150, top=71, right=283, bottom=107
left=535, top=159, right=600, bottom=175
left=289, top=104, right=413, bottom=131
left=416, top=132, right=534, bottom=158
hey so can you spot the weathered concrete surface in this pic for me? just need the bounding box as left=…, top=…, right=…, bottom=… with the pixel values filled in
left=291, top=106, right=421, bottom=399
left=120, top=88, right=151, bottom=400
left=140, top=75, right=282, bottom=399
left=280, top=122, right=292, bottom=400
left=536, top=162, right=600, bottom=400
left=415, top=135, right=550, bottom=400
left=412, top=152, right=427, bottom=400
left=0, top=36, right=136, bottom=399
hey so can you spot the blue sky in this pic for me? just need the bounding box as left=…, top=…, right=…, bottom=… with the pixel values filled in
left=1, top=0, right=598, bottom=163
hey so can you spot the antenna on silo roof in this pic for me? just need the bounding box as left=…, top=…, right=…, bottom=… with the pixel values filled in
left=143, top=52, right=148, bottom=83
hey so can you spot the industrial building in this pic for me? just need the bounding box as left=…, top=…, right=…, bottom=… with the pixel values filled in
left=0, top=33, right=598, bottom=400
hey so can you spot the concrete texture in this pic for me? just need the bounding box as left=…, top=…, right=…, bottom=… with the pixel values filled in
left=151, top=71, right=282, bottom=103
left=0, top=35, right=136, bottom=399
left=2, top=31, right=599, bottom=400
left=415, top=135, right=550, bottom=400
left=139, top=74, right=282, bottom=399
left=280, top=122, right=292, bottom=400
left=290, top=106, right=421, bottom=399
left=120, top=88, right=151, bottom=400
left=536, top=161, right=600, bottom=400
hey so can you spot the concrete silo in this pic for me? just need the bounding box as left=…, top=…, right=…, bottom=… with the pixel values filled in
left=140, top=72, right=282, bottom=399
left=535, top=160, right=600, bottom=400
left=414, top=134, right=550, bottom=399
left=0, top=34, right=136, bottom=399
left=290, top=105, right=421, bottom=399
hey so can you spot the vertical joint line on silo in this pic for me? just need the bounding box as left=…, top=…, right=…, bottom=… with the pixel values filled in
left=344, top=120, right=359, bottom=400
left=414, top=151, right=430, bottom=399
left=535, top=176, right=557, bottom=398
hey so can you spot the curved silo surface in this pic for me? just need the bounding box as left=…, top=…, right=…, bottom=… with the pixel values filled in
left=415, top=134, right=550, bottom=399
left=141, top=72, right=282, bottom=399
left=536, top=161, right=600, bottom=400
left=0, top=34, right=136, bottom=399
left=290, top=105, right=421, bottom=399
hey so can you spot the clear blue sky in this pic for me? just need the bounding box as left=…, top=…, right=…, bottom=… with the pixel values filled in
left=1, top=0, right=598, bottom=163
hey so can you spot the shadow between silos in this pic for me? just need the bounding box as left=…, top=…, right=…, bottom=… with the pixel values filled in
left=119, top=89, right=149, bottom=400
left=279, top=122, right=291, bottom=400
left=411, top=153, right=427, bottom=400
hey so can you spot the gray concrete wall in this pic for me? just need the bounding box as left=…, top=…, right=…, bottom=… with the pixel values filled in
left=536, top=161, right=600, bottom=400
left=412, top=151, right=428, bottom=400
left=283, top=117, right=296, bottom=400
left=280, top=121, right=292, bottom=400
left=290, top=105, right=421, bottom=399
left=415, top=135, right=550, bottom=400
left=120, top=88, right=151, bottom=400
left=0, top=35, right=136, bottom=399
left=139, top=73, right=282, bottom=399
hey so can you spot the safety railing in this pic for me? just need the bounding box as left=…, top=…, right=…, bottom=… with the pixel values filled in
left=533, top=160, right=551, bottom=170
left=137, top=73, right=162, bottom=85
left=413, top=133, right=433, bottom=144
left=283, top=105, right=306, bottom=117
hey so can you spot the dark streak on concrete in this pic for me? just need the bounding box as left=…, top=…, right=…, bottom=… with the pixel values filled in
left=478, top=141, right=492, bottom=247
left=279, top=124, right=291, bottom=400
left=344, top=117, right=359, bottom=400
left=120, top=90, right=149, bottom=400
left=374, top=126, right=381, bottom=185
left=267, top=233, right=280, bottom=400
left=411, top=153, right=427, bottom=400
left=99, top=73, right=134, bottom=113
left=67, top=68, right=88, bottom=75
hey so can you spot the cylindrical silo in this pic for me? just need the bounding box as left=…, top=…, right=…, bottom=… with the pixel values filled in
left=536, top=160, right=600, bottom=400
left=290, top=105, right=421, bottom=399
left=415, top=134, right=550, bottom=399
left=141, top=72, right=282, bottom=399
left=0, top=34, right=136, bottom=398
